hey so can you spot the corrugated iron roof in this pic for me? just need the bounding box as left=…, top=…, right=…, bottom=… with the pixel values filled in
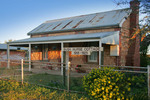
left=10, top=31, right=119, bottom=45
left=28, top=8, right=131, bottom=35
left=0, top=44, right=27, bottom=50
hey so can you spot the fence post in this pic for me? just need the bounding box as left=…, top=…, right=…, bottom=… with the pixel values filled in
left=7, top=44, right=10, bottom=69
left=67, top=61, right=71, bottom=92
left=21, top=59, right=24, bottom=85
left=148, top=65, right=150, bottom=100
left=7, top=59, right=10, bottom=69
left=63, top=64, right=66, bottom=86
left=29, top=43, right=31, bottom=71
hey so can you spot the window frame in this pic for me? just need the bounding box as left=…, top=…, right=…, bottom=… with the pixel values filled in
left=88, top=51, right=98, bottom=63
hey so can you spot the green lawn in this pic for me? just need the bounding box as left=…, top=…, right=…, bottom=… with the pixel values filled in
left=10, top=73, right=85, bottom=92
left=0, top=66, right=85, bottom=92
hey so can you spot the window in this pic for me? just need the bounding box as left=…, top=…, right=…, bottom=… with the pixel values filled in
left=88, top=51, right=97, bottom=62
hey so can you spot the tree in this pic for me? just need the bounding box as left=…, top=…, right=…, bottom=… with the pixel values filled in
left=140, top=34, right=150, bottom=55
left=140, top=34, right=150, bottom=66
left=4, top=39, right=13, bottom=44
left=113, top=0, right=150, bottom=40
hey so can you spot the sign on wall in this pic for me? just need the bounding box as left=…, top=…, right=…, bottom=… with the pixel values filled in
left=63, top=47, right=103, bottom=55
left=63, top=47, right=103, bottom=51
left=72, top=51, right=91, bottom=55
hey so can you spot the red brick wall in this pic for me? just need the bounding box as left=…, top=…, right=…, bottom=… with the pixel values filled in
left=102, top=44, right=117, bottom=65
left=118, top=16, right=130, bottom=66
left=31, top=28, right=117, bottom=38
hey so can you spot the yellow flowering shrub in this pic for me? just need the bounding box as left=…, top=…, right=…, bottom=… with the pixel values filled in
left=83, top=67, right=131, bottom=100
left=0, top=79, right=20, bottom=92
left=0, top=79, right=89, bottom=100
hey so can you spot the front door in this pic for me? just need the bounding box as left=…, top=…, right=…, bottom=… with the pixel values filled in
left=42, top=44, right=48, bottom=60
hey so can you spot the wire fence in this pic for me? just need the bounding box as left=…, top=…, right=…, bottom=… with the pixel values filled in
left=0, top=59, right=149, bottom=99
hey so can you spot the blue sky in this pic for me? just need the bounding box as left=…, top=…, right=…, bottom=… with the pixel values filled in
left=0, top=0, right=129, bottom=43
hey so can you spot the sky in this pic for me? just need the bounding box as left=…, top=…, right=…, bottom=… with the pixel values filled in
left=0, top=0, right=129, bottom=43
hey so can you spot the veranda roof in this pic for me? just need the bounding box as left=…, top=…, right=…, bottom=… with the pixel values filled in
left=9, top=31, right=119, bottom=45
left=0, top=44, right=27, bottom=50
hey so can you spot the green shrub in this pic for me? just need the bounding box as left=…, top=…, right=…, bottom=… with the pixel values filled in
left=127, top=74, right=148, bottom=100
left=0, top=79, right=20, bottom=92
left=140, top=55, right=149, bottom=67
left=131, top=87, right=148, bottom=100
left=70, top=78, right=84, bottom=91
left=131, top=74, right=147, bottom=88
left=82, top=67, right=131, bottom=100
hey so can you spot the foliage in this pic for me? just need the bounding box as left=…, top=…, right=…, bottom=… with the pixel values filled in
left=140, top=34, right=150, bottom=54
left=0, top=79, right=20, bottom=93
left=140, top=55, right=148, bottom=66
left=131, top=88, right=148, bottom=100
left=82, top=67, right=131, bottom=100
left=70, top=77, right=85, bottom=91
left=0, top=79, right=89, bottom=100
left=48, top=80, right=65, bottom=89
left=131, top=75, right=148, bottom=100
left=4, top=39, right=13, bottom=44
left=130, top=74, right=147, bottom=88
left=140, top=34, right=150, bottom=66
left=124, top=73, right=148, bottom=100
left=23, top=74, right=63, bottom=86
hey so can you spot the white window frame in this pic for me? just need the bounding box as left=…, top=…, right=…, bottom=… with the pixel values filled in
left=88, top=51, right=98, bottom=62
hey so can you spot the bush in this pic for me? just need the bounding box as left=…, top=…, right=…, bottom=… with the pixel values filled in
left=127, top=73, right=148, bottom=100
left=82, top=67, right=131, bottom=100
left=70, top=78, right=85, bottom=91
left=0, top=79, right=89, bottom=100
left=0, top=79, right=20, bottom=92
left=140, top=55, right=148, bottom=67
left=131, top=87, right=148, bottom=100
left=130, top=74, right=147, bottom=88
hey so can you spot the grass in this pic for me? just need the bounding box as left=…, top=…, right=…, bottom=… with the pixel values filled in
left=0, top=66, right=85, bottom=92
left=10, top=73, right=85, bottom=92
left=25, top=74, right=63, bottom=86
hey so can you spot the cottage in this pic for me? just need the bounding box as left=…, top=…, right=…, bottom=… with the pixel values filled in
left=0, top=44, right=27, bottom=67
left=8, top=0, right=140, bottom=74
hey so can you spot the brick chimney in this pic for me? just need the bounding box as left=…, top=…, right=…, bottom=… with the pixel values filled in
left=126, top=0, right=140, bottom=66
left=130, top=0, right=140, bottom=31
